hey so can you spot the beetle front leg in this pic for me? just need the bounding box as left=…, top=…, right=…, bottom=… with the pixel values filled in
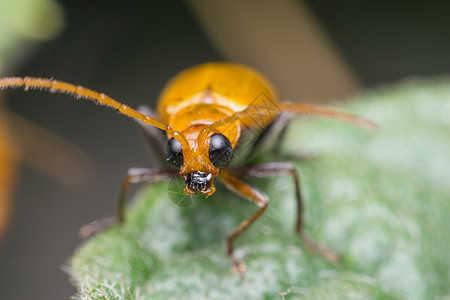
left=219, top=171, right=269, bottom=276
left=229, top=162, right=340, bottom=264
left=79, top=167, right=177, bottom=238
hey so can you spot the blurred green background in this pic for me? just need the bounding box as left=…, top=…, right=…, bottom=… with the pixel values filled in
left=0, top=1, right=449, bottom=299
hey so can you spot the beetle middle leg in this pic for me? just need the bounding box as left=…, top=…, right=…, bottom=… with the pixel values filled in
left=80, top=167, right=178, bottom=237
left=229, top=162, right=340, bottom=264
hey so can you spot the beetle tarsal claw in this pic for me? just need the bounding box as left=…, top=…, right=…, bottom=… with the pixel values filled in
left=231, top=258, right=246, bottom=278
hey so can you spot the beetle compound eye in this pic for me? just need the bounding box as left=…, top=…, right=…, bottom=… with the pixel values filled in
left=166, top=137, right=183, bottom=168
left=209, top=133, right=233, bottom=167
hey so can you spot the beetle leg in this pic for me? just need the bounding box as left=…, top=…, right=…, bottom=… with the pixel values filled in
left=251, top=111, right=294, bottom=156
left=229, top=162, right=340, bottom=264
left=79, top=167, right=178, bottom=238
left=218, top=171, right=269, bottom=275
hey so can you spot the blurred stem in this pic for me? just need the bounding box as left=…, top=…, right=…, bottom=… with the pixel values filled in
left=0, top=108, right=19, bottom=241
left=5, top=112, right=96, bottom=190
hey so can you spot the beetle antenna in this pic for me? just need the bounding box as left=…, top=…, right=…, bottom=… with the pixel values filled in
left=278, top=103, right=378, bottom=131
left=200, top=101, right=376, bottom=144
left=0, top=77, right=190, bottom=148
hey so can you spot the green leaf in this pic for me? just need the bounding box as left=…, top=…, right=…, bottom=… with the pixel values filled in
left=0, top=0, right=64, bottom=72
left=69, top=79, right=450, bottom=299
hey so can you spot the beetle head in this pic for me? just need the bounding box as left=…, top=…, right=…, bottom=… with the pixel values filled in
left=165, top=125, right=235, bottom=196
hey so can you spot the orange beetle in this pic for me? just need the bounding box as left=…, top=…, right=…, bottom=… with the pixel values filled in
left=0, top=62, right=375, bottom=273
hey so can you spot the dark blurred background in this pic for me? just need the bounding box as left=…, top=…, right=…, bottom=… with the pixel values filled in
left=0, top=1, right=449, bottom=299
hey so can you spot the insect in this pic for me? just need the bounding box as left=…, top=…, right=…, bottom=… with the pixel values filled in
left=0, top=62, right=375, bottom=274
